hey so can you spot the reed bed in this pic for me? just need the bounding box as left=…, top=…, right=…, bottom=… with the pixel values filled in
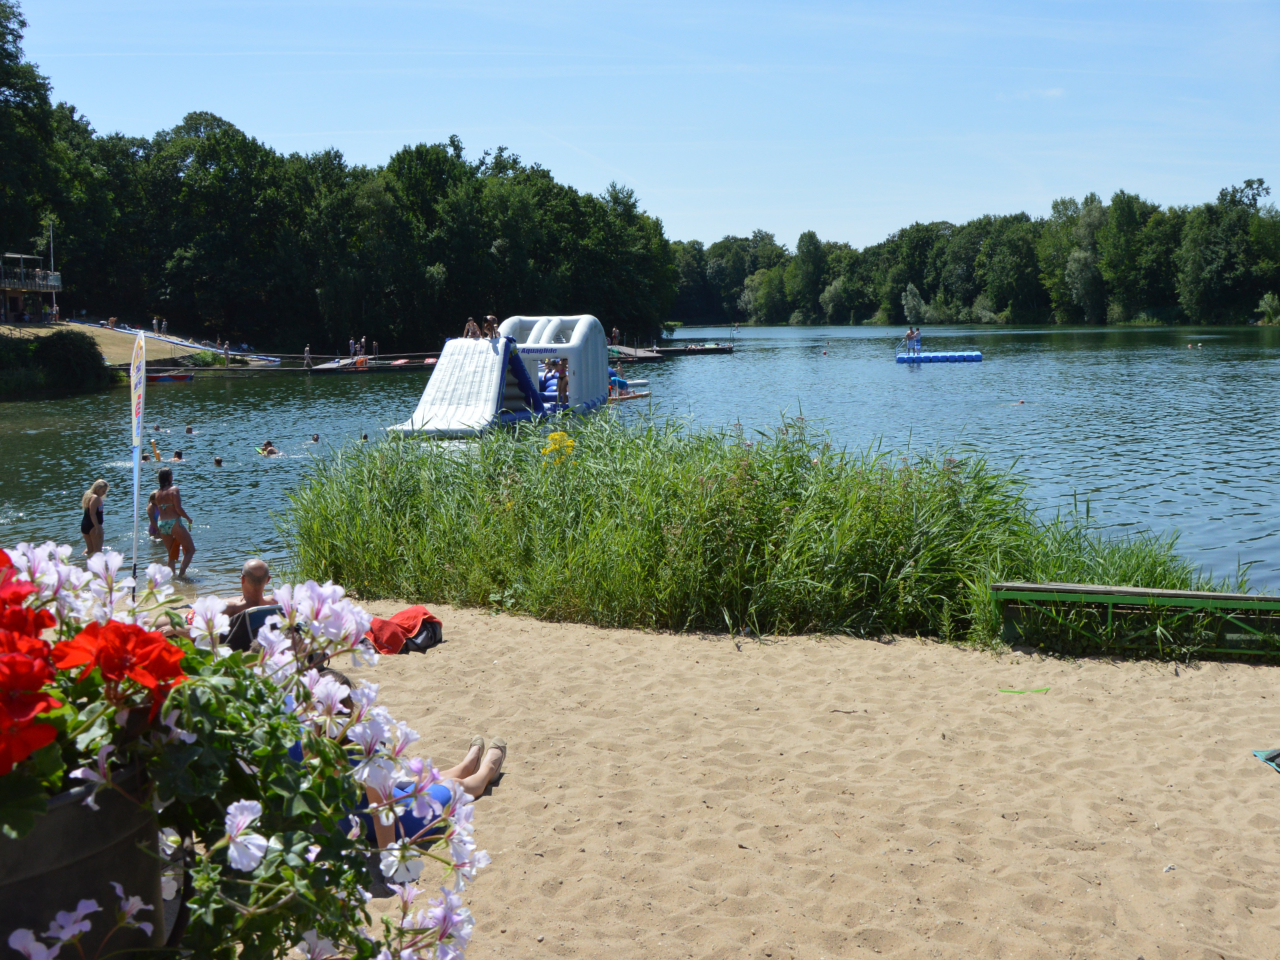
left=283, top=414, right=1246, bottom=656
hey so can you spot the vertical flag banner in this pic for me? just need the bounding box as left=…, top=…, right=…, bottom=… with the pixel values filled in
left=130, top=333, right=145, bottom=588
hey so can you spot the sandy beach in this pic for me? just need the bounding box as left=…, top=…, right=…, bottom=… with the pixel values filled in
left=354, top=602, right=1280, bottom=960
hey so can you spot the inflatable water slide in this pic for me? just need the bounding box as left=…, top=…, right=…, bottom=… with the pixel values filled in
left=390, top=315, right=610, bottom=438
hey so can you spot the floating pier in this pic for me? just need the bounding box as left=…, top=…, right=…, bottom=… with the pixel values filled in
left=608, top=345, right=664, bottom=363
left=653, top=342, right=734, bottom=356
left=896, top=351, right=982, bottom=364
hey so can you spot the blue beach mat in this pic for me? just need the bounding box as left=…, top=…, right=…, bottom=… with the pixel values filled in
left=1253, top=749, right=1280, bottom=773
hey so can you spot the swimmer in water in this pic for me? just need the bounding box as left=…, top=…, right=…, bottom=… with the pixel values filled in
left=214, top=456, right=223, bottom=467
left=361, top=433, right=369, bottom=442
left=185, top=425, right=193, bottom=434
left=311, top=434, right=319, bottom=443
left=259, top=440, right=279, bottom=457
left=170, top=450, right=184, bottom=462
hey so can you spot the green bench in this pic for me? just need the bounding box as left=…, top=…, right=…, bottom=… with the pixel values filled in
left=989, top=581, right=1280, bottom=658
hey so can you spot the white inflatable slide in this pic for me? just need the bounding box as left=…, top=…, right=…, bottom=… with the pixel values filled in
left=390, top=315, right=609, bottom=438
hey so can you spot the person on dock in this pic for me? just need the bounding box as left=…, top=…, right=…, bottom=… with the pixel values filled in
left=80, top=479, right=108, bottom=556
left=372, top=341, right=378, bottom=358
left=154, top=467, right=195, bottom=577
left=611, top=326, right=621, bottom=346
left=223, top=343, right=230, bottom=368
left=463, top=317, right=481, bottom=338
left=162, top=319, right=168, bottom=335
left=348, top=337, right=356, bottom=357
left=482, top=317, right=495, bottom=338
left=304, top=345, right=312, bottom=369
left=152, top=317, right=159, bottom=334
left=360, top=335, right=367, bottom=356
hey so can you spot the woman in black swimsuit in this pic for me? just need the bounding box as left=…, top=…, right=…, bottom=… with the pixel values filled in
left=80, top=479, right=108, bottom=556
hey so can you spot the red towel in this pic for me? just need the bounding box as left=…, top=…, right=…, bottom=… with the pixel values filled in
left=364, top=605, right=441, bottom=655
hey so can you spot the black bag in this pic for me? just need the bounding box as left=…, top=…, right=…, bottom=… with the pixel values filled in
left=400, top=619, right=443, bottom=653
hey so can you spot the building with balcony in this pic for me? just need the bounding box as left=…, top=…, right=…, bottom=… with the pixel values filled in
left=2, top=254, right=62, bottom=322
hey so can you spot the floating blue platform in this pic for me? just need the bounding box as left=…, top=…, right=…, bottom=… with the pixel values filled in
left=896, top=351, right=982, bottom=364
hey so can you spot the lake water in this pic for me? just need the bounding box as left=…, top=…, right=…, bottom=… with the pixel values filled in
left=1, top=323, right=1277, bottom=594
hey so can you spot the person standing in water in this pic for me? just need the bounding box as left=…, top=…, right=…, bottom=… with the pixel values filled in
left=80, top=479, right=108, bottom=556
left=154, top=467, right=196, bottom=576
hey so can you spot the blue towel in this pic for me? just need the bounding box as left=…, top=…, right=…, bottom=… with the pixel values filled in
left=1253, top=749, right=1280, bottom=773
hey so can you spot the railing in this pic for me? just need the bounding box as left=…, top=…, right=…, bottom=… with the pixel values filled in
left=0, top=266, right=61, bottom=292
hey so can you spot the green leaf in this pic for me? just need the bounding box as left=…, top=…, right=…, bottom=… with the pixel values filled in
left=0, top=772, right=50, bottom=839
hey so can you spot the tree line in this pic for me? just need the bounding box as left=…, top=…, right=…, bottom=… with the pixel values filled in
left=5, top=0, right=1276, bottom=347
left=670, top=182, right=1280, bottom=327
left=0, top=2, right=675, bottom=351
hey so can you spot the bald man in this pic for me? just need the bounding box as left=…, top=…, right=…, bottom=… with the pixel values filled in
left=224, top=559, right=272, bottom=618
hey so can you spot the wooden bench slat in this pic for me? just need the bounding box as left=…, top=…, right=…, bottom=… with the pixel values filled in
left=989, top=581, right=1280, bottom=611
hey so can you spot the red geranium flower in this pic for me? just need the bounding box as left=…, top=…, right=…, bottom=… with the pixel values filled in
left=0, top=560, right=37, bottom=612
left=0, top=604, right=55, bottom=639
left=0, top=652, right=61, bottom=775
left=54, top=621, right=187, bottom=693
left=0, top=629, right=51, bottom=661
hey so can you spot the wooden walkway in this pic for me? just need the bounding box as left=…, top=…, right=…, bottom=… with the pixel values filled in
left=608, top=345, right=664, bottom=363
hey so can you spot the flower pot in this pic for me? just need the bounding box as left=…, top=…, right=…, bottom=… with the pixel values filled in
left=0, top=768, right=164, bottom=955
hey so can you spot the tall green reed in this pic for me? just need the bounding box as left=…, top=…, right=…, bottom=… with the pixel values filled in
left=282, top=413, right=1232, bottom=651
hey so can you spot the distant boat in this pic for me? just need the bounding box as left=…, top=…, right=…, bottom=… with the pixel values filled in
left=146, top=372, right=194, bottom=383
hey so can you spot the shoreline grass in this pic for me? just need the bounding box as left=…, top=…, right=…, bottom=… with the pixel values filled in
left=283, top=413, right=1251, bottom=659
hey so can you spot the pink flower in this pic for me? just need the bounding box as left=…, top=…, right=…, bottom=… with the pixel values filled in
left=43, top=899, right=99, bottom=942
left=109, top=883, right=153, bottom=937
left=295, top=930, right=338, bottom=959
left=7, top=929, right=60, bottom=960
left=68, top=744, right=114, bottom=810
left=224, top=799, right=269, bottom=871
left=188, top=596, right=229, bottom=650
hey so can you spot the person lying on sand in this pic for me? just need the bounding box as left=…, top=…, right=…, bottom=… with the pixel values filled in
left=293, top=669, right=507, bottom=895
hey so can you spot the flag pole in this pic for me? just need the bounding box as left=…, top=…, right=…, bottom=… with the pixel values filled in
left=129, top=332, right=146, bottom=597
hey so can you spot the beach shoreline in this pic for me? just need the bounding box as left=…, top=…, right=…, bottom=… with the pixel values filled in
left=353, top=601, right=1280, bottom=959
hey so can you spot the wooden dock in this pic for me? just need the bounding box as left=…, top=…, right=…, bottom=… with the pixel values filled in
left=608, top=345, right=664, bottom=363
left=654, top=343, right=734, bottom=356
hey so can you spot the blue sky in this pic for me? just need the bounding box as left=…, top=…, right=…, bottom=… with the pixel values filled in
left=21, top=0, right=1280, bottom=248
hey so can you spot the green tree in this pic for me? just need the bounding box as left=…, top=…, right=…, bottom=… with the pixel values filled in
left=1176, top=180, right=1270, bottom=323
left=783, top=230, right=827, bottom=322
left=0, top=1, right=55, bottom=253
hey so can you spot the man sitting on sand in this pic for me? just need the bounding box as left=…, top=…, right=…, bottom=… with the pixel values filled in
left=224, top=558, right=273, bottom=618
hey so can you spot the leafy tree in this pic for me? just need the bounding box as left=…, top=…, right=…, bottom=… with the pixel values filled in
left=901, top=282, right=927, bottom=325
left=1257, top=292, right=1280, bottom=325
left=783, top=230, right=826, bottom=322
left=1176, top=181, right=1269, bottom=323
left=0, top=1, right=55, bottom=253
left=819, top=276, right=852, bottom=324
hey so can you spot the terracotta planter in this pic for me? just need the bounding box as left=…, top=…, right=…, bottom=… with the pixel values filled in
left=0, top=769, right=165, bottom=955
